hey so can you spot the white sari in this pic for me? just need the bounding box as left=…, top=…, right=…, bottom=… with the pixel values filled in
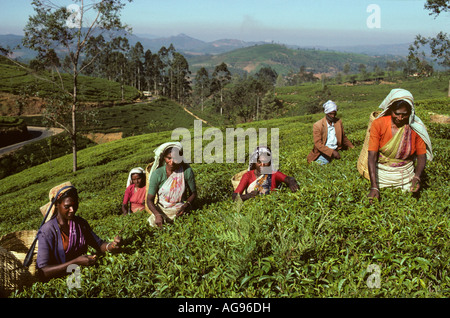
left=147, top=166, right=186, bottom=227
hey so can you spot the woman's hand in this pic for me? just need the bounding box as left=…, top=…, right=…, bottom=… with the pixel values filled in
left=154, top=214, right=164, bottom=229
left=176, top=202, right=191, bottom=217
left=104, top=235, right=122, bottom=252
left=285, top=176, right=299, bottom=192
left=410, top=177, right=421, bottom=192
left=74, top=254, right=97, bottom=266
left=368, top=188, right=380, bottom=204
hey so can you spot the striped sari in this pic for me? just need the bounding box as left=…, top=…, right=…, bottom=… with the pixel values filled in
left=377, top=125, right=415, bottom=190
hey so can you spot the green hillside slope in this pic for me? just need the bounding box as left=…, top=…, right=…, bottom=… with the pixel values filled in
left=0, top=55, right=140, bottom=114
left=1, top=84, right=449, bottom=298
left=187, top=43, right=397, bottom=76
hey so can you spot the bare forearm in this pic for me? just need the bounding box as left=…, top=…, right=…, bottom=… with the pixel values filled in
left=39, top=258, right=81, bottom=280
left=232, top=191, right=257, bottom=202
left=414, top=154, right=426, bottom=179
left=368, top=151, right=378, bottom=188
left=146, top=195, right=162, bottom=217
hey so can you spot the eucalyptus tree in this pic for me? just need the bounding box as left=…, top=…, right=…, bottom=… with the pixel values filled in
left=108, top=51, right=130, bottom=101
left=129, top=41, right=144, bottom=91
left=22, top=0, right=132, bottom=172
left=157, top=44, right=176, bottom=98
left=194, top=67, right=210, bottom=111
left=143, top=49, right=157, bottom=93
left=171, top=52, right=191, bottom=105
left=408, top=0, right=449, bottom=76
left=211, top=62, right=231, bottom=116
left=82, top=35, right=130, bottom=81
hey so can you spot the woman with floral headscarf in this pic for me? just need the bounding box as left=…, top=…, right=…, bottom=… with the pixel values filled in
left=36, top=182, right=121, bottom=280
left=232, top=146, right=299, bottom=201
left=367, top=89, right=433, bottom=203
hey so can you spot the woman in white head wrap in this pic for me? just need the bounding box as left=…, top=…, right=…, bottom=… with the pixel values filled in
left=367, top=88, right=432, bottom=203
left=122, top=167, right=146, bottom=214
left=145, top=142, right=197, bottom=228
left=232, top=146, right=299, bottom=201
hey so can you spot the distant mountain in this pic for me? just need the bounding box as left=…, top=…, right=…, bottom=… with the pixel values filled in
left=314, top=43, right=411, bottom=57
left=0, top=32, right=407, bottom=76
left=185, top=43, right=404, bottom=77
left=0, top=34, right=37, bottom=60
left=126, top=33, right=267, bottom=55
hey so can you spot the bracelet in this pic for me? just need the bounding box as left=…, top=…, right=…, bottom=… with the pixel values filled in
left=185, top=201, right=191, bottom=206
left=370, top=188, right=380, bottom=192
left=106, top=242, right=112, bottom=252
left=413, top=176, right=421, bottom=182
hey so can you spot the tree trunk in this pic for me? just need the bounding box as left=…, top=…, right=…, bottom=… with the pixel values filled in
left=256, top=95, right=259, bottom=120
left=72, top=73, right=78, bottom=172
left=220, top=89, right=223, bottom=116
left=121, top=66, right=124, bottom=101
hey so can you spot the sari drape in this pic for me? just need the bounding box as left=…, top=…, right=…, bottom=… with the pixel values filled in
left=147, top=166, right=186, bottom=227
left=377, top=125, right=415, bottom=190
left=65, top=219, right=87, bottom=260
left=130, top=186, right=146, bottom=212
left=246, top=174, right=272, bottom=195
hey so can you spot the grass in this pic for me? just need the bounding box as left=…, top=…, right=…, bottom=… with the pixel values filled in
left=1, top=76, right=449, bottom=298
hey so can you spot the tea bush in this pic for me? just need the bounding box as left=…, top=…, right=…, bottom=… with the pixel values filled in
left=2, top=80, right=449, bottom=298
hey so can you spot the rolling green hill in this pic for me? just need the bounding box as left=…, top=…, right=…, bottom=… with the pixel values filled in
left=187, top=43, right=400, bottom=76
left=1, top=79, right=449, bottom=298
left=0, top=55, right=141, bottom=116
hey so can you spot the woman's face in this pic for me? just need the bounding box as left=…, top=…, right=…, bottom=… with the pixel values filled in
left=256, top=154, right=271, bottom=173
left=391, top=105, right=410, bottom=127
left=131, top=173, right=145, bottom=188
left=56, top=197, right=79, bottom=221
left=164, top=151, right=182, bottom=170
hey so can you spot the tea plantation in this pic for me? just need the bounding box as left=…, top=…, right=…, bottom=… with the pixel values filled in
left=1, top=79, right=449, bottom=298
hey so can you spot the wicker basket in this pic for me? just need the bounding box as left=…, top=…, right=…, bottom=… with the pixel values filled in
left=231, top=170, right=247, bottom=191
left=0, top=230, right=39, bottom=296
left=357, top=111, right=380, bottom=180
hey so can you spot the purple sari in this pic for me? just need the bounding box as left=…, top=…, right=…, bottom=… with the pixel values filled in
left=37, top=216, right=104, bottom=270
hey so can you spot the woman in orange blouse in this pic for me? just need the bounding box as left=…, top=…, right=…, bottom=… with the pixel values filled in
left=367, top=89, right=432, bottom=203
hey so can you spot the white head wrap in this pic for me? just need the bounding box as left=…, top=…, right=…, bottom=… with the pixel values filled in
left=377, top=88, right=433, bottom=161
left=248, top=146, right=276, bottom=174
left=126, top=167, right=145, bottom=187
left=323, top=100, right=338, bottom=114
left=147, top=142, right=184, bottom=185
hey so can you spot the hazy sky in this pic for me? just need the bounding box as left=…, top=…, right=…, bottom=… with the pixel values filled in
left=0, top=0, right=448, bottom=47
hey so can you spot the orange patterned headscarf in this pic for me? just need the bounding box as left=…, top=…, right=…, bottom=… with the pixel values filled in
left=39, top=181, right=75, bottom=222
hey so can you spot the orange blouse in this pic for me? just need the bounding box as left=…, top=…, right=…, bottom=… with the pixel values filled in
left=61, top=230, right=69, bottom=252
left=368, top=115, right=426, bottom=156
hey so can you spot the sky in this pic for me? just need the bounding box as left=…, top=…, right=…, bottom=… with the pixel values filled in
left=0, top=0, right=448, bottom=47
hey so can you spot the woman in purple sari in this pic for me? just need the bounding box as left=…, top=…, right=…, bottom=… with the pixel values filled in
left=36, top=182, right=121, bottom=281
